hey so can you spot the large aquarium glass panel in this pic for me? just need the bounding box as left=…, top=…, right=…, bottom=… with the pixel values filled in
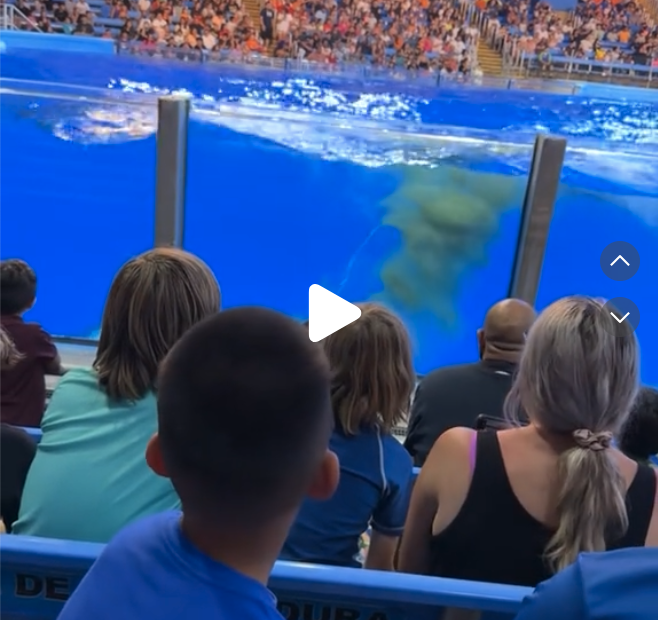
left=184, top=107, right=526, bottom=374
left=537, top=147, right=658, bottom=385
left=0, top=81, right=158, bottom=339
left=1, top=51, right=656, bottom=383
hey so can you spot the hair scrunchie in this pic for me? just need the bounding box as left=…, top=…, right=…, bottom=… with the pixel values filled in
left=572, top=429, right=613, bottom=452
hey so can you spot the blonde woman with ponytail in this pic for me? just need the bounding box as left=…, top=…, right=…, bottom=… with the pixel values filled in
left=400, top=296, right=658, bottom=588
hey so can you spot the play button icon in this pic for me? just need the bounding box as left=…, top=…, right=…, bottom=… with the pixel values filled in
left=308, top=284, right=361, bottom=343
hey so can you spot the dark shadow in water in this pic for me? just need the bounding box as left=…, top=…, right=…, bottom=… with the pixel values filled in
left=377, top=164, right=524, bottom=325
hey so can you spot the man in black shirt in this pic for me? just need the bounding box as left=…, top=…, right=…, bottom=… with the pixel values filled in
left=404, top=298, right=536, bottom=466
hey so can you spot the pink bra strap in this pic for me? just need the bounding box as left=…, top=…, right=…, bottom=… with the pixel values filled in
left=469, top=431, right=477, bottom=473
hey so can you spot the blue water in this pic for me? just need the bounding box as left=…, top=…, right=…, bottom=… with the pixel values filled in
left=1, top=49, right=657, bottom=382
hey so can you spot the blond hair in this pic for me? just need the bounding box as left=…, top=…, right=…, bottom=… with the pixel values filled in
left=505, top=296, right=638, bottom=572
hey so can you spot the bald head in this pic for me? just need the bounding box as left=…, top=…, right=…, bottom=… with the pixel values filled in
left=479, top=299, right=536, bottom=362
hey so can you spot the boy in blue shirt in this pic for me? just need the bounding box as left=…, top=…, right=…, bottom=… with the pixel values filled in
left=514, top=547, right=658, bottom=620
left=58, top=307, right=339, bottom=620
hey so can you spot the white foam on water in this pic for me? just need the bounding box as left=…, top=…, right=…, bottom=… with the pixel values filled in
left=43, top=94, right=658, bottom=203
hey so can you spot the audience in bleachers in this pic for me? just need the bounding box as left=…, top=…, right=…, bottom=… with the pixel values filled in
left=399, top=296, right=658, bottom=587
left=0, top=259, right=64, bottom=429
left=12, top=0, right=657, bottom=71
left=8, top=0, right=478, bottom=73
left=7, top=0, right=657, bottom=71
left=571, top=0, right=657, bottom=64
left=281, top=303, right=414, bottom=569
left=265, top=0, right=478, bottom=73
left=487, top=0, right=658, bottom=66
left=405, top=298, right=535, bottom=467
left=11, top=248, right=220, bottom=542
left=57, top=307, right=337, bottom=620
left=115, top=0, right=264, bottom=54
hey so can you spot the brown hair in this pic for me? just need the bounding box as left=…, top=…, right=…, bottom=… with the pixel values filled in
left=94, top=248, right=220, bottom=401
left=0, top=259, right=37, bottom=315
left=0, top=326, right=24, bottom=369
left=323, top=303, right=414, bottom=435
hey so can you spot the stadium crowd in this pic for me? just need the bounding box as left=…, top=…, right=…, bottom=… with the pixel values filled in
left=484, top=0, right=658, bottom=65
left=8, top=0, right=658, bottom=72
left=8, top=0, right=479, bottom=72
left=1, top=251, right=657, bottom=619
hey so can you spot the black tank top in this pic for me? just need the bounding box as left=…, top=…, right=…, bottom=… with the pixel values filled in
left=429, top=431, right=656, bottom=587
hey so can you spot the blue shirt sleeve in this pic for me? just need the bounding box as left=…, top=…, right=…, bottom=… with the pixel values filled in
left=514, top=561, right=587, bottom=620
left=370, top=444, right=413, bottom=536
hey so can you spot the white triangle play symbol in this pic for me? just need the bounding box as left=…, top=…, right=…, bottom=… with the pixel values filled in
left=308, top=284, right=362, bottom=343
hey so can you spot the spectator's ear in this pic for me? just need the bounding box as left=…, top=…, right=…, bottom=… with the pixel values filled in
left=476, top=328, right=485, bottom=359
left=145, top=433, right=169, bottom=477
left=306, top=449, right=339, bottom=502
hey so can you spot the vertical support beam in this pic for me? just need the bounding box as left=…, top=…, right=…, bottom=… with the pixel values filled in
left=154, top=94, right=191, bottom=248
left=508, top=134, right=567, bottom=305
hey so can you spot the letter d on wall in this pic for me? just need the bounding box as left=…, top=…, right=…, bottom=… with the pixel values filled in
left=15, top=574, right=44, bottom=597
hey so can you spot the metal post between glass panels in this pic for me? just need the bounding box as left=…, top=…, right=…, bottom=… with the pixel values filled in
left=154, top=95, right=191, bottom=248
left=508, top=134, right=567, bottom=305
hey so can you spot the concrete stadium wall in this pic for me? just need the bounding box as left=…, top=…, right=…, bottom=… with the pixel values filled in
left=0, top=31, right=114, bottom=54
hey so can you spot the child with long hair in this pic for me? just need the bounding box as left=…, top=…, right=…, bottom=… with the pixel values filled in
left=282, top=303, right=415, bottom=569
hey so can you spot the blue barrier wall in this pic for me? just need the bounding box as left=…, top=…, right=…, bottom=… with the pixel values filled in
left=546, top=0, right=577, bottom=9
left=0, top=535, right=531, bottom=620
left=0, top=31, right=114, bottom=54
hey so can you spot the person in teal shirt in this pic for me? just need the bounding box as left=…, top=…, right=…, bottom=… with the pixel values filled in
left=13, top=248, right=221, bottom=542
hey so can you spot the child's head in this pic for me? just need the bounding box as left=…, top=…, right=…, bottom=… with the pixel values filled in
left=0, top=259, right=37, bottom=316
left=94, top=248, right=220, bottom=401
left=147, top=307, right=337, bottom=528
left=323, top=302, right=414, bottom=435
left=619, top=386, right=658, bottom=464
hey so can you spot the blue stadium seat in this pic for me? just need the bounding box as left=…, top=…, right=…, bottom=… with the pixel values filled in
left=94, top=17, right=124, bottom=27
left=0, top=534, right=530, bottom=620
left=21, top=427, right=42, bottom=443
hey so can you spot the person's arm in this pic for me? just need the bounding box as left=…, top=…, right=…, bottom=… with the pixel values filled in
left=514, top=562, right=586, bottom=620
left=364, top=529, right=399, bottom=571
left=366, top=458, right=414, bottom=571
left=397, top=447, right=439, bottom=574
left=399, top=425, right=475, bottom=575
left=37, top=328, right=66, bottom=376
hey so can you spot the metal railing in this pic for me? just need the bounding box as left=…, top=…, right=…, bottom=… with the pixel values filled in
left=0, top=3, right=42, bottom=32
left=505, top=51, right=656, bottom=86
left=116, top=42, right=478, bottom=85
left=112, top=41, right=656, bottom=93
left=462, top=2, right=657, bottom=87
